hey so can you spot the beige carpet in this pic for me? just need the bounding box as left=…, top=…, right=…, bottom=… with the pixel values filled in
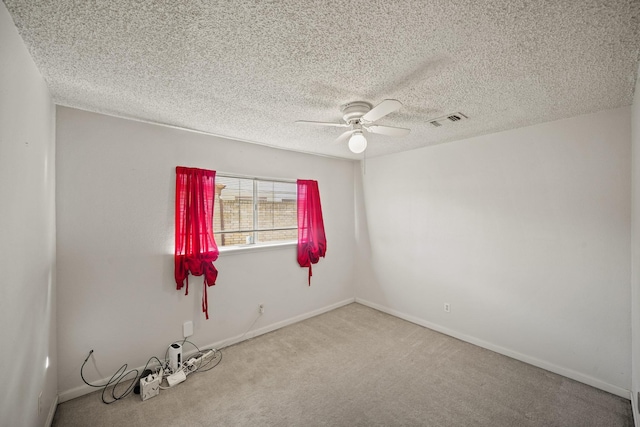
left=53, top=303, right=633, bottom=426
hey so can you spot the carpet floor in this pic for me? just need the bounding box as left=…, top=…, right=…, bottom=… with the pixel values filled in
left=53, top=303, right=633, bottom=426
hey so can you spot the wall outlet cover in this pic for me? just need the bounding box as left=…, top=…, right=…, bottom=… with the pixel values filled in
left=183, top=321, right=193, bottom=338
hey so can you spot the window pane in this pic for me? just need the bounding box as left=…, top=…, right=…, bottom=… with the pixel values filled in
left=215, top=176, right=253, bottom=247
left=256, top=229, right=297, bottom=244
left=214, top=231, right=253, bottom=246
left=256, top=180, right=297, bottom=231
left=214, top=175, right=297, bottom=248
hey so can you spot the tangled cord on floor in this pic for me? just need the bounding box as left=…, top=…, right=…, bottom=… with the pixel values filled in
left=80, top=351, right=163, bottom=404
left=81, top=342, right=222, bottom=404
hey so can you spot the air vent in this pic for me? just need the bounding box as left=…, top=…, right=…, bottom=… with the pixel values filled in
left=429, top=112, right=468, bottom=128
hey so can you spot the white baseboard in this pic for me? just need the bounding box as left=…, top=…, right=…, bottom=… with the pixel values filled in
left=355, top=297, right=631, bottom=400
left=46, top=394, right=58, bottom=427
left=207, top=297, right=355, bottom=350
left=58, top=297, right=355, bottom=403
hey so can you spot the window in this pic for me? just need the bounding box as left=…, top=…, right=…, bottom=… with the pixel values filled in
left=214, top=175, right=297, bottom=247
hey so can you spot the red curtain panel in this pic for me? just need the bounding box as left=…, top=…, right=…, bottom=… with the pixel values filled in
left=175, top=166, right=219, bottom=319
left=297, top=179, right=327, bottom=285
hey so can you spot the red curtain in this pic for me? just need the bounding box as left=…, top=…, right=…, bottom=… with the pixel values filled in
left=297, top=179, right=327, bottom=285
left=175, top=166, right=219, bottom=319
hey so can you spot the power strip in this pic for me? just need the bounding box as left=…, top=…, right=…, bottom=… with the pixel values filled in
left=140, top=369, right=162, bottom=401
left=140, top=349, right=216, bottom=396
left=187, top=349, right=215, bottom=370
left=184, top=349, right=215, bottom=374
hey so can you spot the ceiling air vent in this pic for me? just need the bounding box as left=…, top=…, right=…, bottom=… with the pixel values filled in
left=429, top=112, right=468, bottom=128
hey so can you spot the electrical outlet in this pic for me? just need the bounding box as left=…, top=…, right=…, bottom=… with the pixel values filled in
left=259, top=303, right=264, bottom=314
left=444, top=303, right=451, bottom=313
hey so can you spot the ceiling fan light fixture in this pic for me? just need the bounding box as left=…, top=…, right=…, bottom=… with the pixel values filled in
left=348, top=131, right=367, bottom=153
left=296, top=99, right=408, bottom=153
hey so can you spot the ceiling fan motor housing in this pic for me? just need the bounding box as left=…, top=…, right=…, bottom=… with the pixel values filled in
left=341, top=101, right=372, bottom=123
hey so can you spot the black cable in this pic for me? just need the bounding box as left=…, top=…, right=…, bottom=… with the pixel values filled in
left=81, top=350, right=162, bottom=404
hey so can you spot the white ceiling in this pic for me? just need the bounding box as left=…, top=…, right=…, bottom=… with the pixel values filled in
left=4, top=0, right=640, bottom=159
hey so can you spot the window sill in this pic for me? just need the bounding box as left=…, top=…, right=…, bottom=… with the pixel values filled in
left=218, top=241, right=296, bottom=256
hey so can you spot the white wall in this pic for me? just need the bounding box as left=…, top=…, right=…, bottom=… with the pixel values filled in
left=0, top=3, right=57, bottom=426
left=4, top=0, right=633, bottom=410
left=55, top=107, right=355, bottom=400
left=356, top=107, right=631, bottom=397
left=631, top=74, right=640, bottom=416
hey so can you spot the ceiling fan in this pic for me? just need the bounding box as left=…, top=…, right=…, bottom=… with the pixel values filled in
left=295, top=99, right=410, bottom=153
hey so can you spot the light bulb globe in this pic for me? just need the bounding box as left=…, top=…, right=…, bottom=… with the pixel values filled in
left=348, top=132, right=367, bottom=154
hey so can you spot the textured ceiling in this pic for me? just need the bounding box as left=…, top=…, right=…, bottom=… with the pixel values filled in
left=4, top=0, right=640, bottom=159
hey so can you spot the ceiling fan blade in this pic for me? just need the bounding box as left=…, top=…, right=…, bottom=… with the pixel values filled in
left=335, top=129, right=354, bottom=144
left=361, top=99, right=403, bottom=123
left=295, top=120, right=349, bottom=128
left=365, top=124, right=411, bottom=137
